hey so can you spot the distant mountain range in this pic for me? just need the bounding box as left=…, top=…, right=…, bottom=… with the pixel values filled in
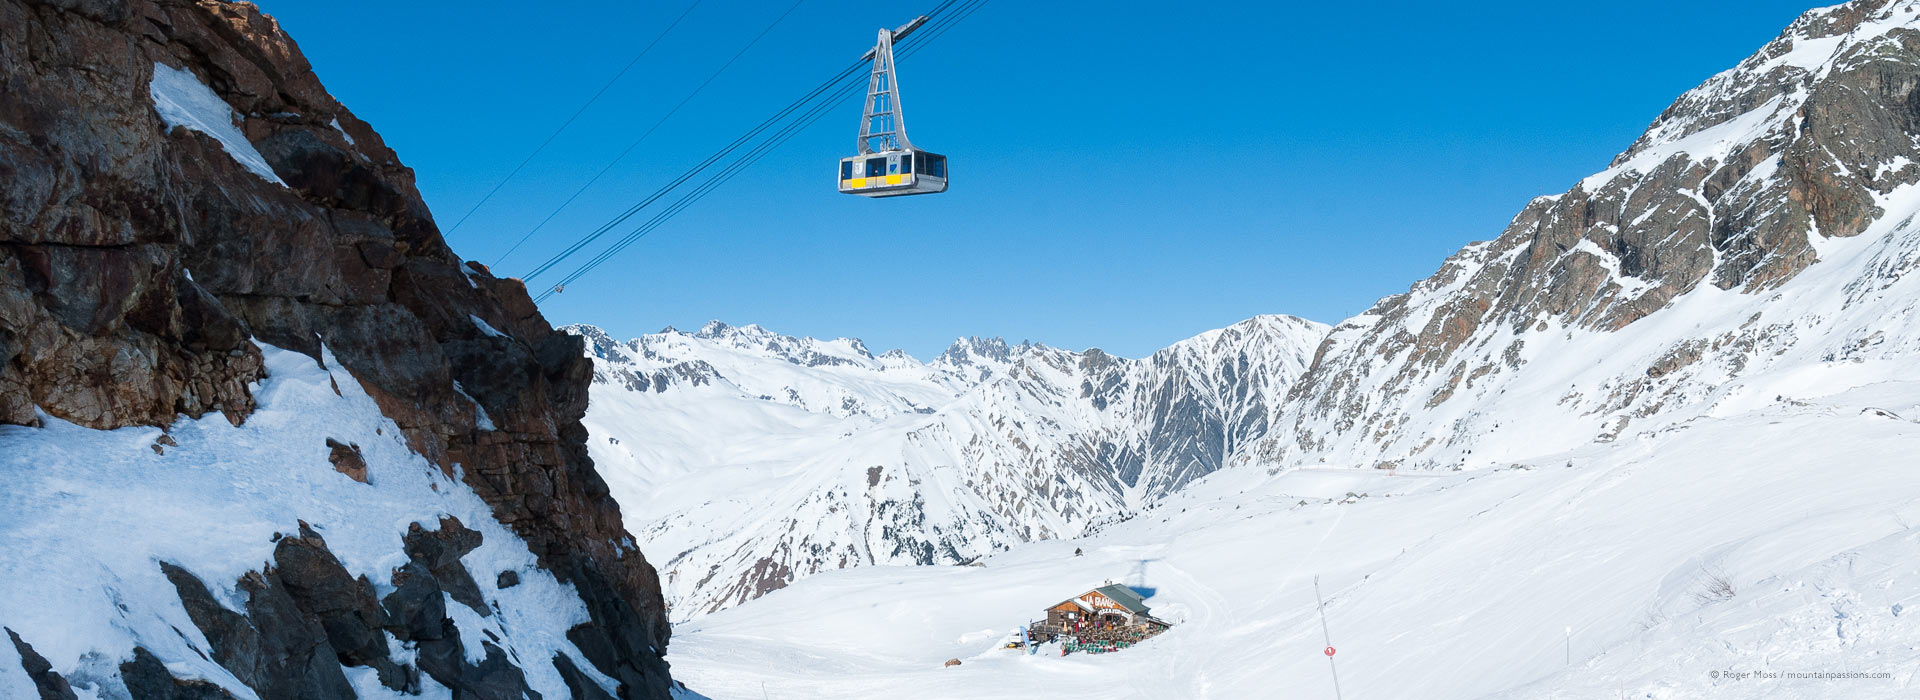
left=568, top=315, right=1328, bottom=618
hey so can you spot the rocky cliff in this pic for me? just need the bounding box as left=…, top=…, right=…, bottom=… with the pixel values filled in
left=1, top=1, right=670, bottom=698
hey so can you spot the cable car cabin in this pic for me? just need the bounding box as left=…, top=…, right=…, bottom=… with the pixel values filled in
left=838, top=149, right=946, bottom=197
left=839, top=18, right=946, bottom=198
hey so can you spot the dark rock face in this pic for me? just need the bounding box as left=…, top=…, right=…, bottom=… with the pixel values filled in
left=272, top=523, right=406, bottom=689
left=553, top=653, right=617, bottom=700
left=403, top=515, right=490, bottom=616
left=1, top=0, right=667, bottom=697
left=159, top=561, right=357, bottom=700
left=160, top=520, right=562, bottom=700
left=323, top=437, right=367, bottom=483
left=119, top=647, right=238, bottom=700
left=381, top=554, right=539, bottom=700
left=382, top=562, right=451, bottom=643
left=6, top=628, right=79, bottom=700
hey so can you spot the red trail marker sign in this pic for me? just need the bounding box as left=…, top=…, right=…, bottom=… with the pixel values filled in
left=1324, top=646, right=1336, bottom=657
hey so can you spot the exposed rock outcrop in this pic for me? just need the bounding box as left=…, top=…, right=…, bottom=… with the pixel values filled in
left=1, top=0, right=667, bottom=696
left=271, top=523, right=406, bottom=689
left=6, top=628, right=78, bottom=700
left=322, top=437, right=367, bottom=482
left=119, top=647, right=239, bottom=700
left=158, top=560, right=358, bottom=700
left=157, top=517, right=572, bottom=699
left=403, top=515, right=489, bottom=616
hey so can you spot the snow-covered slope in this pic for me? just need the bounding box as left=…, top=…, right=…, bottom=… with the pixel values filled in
left=664, top=381, right=1920, bottom=700
left=570, top=316, right=1328, bottom=619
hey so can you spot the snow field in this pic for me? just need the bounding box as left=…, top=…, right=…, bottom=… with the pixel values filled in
left=664, top=381, right=1920, bottom=699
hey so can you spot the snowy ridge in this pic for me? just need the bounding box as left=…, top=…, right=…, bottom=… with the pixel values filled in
left=570, top=315, right=1328, bottom=619
left=1263, top=0, right=1920, bottom=471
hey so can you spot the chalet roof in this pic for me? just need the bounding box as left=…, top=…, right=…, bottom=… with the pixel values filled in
left=1048, top=584, right=1155, bottom=615
left=1093, top=584, right=1150, bottom=613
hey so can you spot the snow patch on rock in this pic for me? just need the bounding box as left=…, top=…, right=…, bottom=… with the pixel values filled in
left=148, top=62, right=286, bottom=187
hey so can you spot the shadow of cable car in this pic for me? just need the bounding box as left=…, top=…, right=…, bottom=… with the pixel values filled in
left=1128, top=558, right=1159, bottom=599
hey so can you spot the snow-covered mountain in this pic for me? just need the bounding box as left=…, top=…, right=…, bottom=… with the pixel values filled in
left=569, top=315, right=1329, bottom=619
left=1261, top=0, right=1920, bottom=472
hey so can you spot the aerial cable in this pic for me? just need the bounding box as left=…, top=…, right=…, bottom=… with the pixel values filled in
left=895, top=0, right=988, bottom=56
left=518, top=57, right=862, bottom=282
left=491, top=0, right=811, bottom=268
left=518, top=0, right=967, bottom=283
left=535, top=66, right=864, bottom=299
left=532, top=0, right=986, bottom=298
left=519, top=52, right=872, bottom=283
left=530, top=0, right=990, bottom=301
left=541, top=70, right=864, bottom=296
left=444, top=0, right=707, bottom=236
left=517, top=0, right=968, bottom=280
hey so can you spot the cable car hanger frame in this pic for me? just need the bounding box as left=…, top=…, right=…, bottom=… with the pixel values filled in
left=838, top=15, right=948, bottom=198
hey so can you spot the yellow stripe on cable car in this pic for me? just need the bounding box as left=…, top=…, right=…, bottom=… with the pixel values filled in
left=885, top=174, right=902, bottom=185
left=849, top=177, right=866, bottom=188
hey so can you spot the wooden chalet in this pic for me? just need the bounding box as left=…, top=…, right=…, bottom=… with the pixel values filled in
left=1028, top=584, right=1170, bottom=654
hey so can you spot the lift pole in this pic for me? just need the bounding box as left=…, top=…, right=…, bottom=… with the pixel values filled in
left=1315, top=575, right=1345, bottom=700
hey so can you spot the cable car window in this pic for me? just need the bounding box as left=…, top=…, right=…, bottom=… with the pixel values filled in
left=902, top=154, right=913, bottom=174
left=841, top=160, right=852, bottom=180
left=928, top=155, right=945, bottom=178
left=866, top=157, right=885, bottom=178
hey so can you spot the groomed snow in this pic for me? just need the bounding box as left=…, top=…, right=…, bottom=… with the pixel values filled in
left=665, top=382, right=1920, bottom=699
left=0, top=344, right=615, bottom=699
left=148, top=62, right=288, bottom=187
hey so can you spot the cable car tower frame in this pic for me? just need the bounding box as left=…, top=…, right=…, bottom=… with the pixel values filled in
left=838, top=16, right=948, bottom=197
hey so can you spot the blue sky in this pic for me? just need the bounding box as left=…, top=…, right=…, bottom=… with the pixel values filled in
left=258, top=0, right=1825, bottom=358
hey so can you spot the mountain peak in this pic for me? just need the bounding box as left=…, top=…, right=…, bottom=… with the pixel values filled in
left=937, top=336, right=1015, bottom=365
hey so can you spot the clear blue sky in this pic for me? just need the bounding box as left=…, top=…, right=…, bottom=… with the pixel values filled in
left=256, top=0, right=1825, bottom=358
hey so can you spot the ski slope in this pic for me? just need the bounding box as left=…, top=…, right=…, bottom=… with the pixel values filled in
left=664, top=380, right=1920, bottom=699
